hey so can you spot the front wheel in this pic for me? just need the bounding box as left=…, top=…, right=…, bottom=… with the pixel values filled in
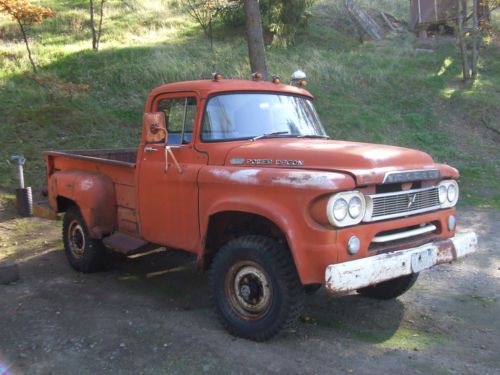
left=209, top=235, right=304, bottom=341
left=62, top=206, right=107, bottom=273
left=357, top=273, right=419, bottom=300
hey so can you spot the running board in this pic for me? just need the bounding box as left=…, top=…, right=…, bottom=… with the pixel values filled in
left=103, top=232, right=152, bottom=255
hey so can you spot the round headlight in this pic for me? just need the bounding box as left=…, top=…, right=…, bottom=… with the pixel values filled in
left=447, top=184, right=457, bottom=202
left=438, top=185, right=447, bottom=204
left=348, top=196, right=363, bottom=219
left=333, top=198, right=348, bottom=221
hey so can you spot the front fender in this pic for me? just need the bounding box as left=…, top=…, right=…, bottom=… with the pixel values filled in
left=48, top=170, right=116, bottom=238
left=198, top=167, right=355, bottom=284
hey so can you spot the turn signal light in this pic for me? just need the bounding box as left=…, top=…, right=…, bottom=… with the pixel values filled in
left=299, top=80, right=307, bottom=87
left=272, top=76, right=280, bottom=84
left=252, top=72, right=263, bottom=81
left=212, top=72, right=223, bottom=81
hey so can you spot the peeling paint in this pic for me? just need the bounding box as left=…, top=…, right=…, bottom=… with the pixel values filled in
left=79, top=178, right=94, bottom=191
left=209, top=169, right=260, bottom=184
left=272, top=171, right=337, bottom=189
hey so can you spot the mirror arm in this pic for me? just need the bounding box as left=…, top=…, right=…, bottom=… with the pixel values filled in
left=164, top=145, right=183, bottom=174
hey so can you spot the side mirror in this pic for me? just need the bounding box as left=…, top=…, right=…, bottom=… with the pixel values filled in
left=143, top=112, right=167, bottom=144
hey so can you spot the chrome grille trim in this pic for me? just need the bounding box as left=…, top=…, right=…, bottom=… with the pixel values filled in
left=364, top=186, right=441, bottom=222
left=372, top=224, right=437, bottom=243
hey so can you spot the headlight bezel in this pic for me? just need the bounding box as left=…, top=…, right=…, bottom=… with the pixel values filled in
left=438, top=179, right=459, bottom=208
left=327, top=191, right=366, bottom=227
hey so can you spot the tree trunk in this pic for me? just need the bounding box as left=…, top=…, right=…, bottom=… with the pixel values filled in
left=96, top=0, right=105, bottom=50
left=244, top=0, right=268, bottom=79
left=457, top=0, right=470, bottom=81
left=90, top=0, right=98, bottom=50
left=17, top=20, right=37, bottom=74
left=471, top=0, right=479, bottom=80
left=477, top=0, right=491, bottom=27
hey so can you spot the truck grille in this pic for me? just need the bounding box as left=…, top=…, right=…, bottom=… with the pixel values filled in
left=364, top=186, right=441, bottom=222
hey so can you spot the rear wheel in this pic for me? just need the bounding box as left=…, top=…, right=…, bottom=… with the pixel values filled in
left=63, top=206, right=107, bottom=273
left=357, top=273, right=419, bottom=300
left=209, top=235, right=304, bottom=341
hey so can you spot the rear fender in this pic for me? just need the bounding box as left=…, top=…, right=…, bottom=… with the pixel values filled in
left=48, top=170, right=116, bottom=238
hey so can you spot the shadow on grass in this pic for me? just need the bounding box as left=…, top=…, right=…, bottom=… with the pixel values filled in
left=303, top=290, right=407, bottom=344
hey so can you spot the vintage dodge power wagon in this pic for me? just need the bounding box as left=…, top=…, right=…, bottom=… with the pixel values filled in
left=44, top=73, right=477, bottom=341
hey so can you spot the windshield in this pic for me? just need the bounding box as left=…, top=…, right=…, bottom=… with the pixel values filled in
left=201, top=93, right=327, bottom=141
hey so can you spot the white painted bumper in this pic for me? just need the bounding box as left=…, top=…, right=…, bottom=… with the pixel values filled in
left=325, top=232, right=478, bottom=293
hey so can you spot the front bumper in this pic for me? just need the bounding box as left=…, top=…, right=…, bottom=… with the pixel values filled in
left=325, top=231, right=477, bottom=293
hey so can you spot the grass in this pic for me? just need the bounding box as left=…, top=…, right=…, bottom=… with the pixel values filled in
left=0, top=0, right=499, bottom=207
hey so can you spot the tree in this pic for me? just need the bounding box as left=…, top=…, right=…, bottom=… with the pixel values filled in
left=0, top=0, right=53, bottom=73
left=181, top=0, right=217, bottom=51
left=457, top=0, right=470, bottom=81
left=477, top=0, right=499, bottom=28
left=215, top=0, right=314, bottom=47
left=89, top=0, right=105, bottom=51
left=244, top=0, right=268, bottom=78
left=457, top=0, right=488, bottom=82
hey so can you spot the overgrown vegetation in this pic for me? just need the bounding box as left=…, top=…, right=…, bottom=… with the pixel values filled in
left=0, top=0, right=499, bottom=207
left=213, top=0, right=315, bottom=46
left=0, top=0, right=54, bottom=72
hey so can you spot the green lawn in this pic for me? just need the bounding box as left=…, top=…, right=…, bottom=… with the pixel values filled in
left=0, top=0, right=499, bottom=207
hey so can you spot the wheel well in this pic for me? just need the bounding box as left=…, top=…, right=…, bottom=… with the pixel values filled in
left=56, top=196, right=76, bottom=213
left=202, top=211, right=288, bottom=270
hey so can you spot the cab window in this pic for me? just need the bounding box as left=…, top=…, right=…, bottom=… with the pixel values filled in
left=157, top=97, right=197, bottom=144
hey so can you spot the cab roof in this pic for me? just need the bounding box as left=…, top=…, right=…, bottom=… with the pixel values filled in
left=147, top=79, right=314, bottom=101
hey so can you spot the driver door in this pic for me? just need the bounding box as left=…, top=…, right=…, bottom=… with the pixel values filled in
left=137, top=93, right=207, bottom=253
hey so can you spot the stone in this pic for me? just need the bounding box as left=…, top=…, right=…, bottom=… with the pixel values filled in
left=0, top=262, right=20, bottom=284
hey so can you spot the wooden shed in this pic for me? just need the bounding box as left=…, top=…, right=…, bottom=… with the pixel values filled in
left=410, top=0, right=458, bottom=31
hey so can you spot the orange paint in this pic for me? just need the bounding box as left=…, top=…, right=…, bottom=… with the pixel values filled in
left=44, top=79, right=464, bottom=285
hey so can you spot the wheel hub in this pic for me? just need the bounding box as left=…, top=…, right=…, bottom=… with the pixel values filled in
left=226, top=262, right=272, bottom=320
left=239, top=284, right=252, bottom=299
left=68, top=220, right=85, bottom=258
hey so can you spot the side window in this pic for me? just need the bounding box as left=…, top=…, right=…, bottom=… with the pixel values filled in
left=157, top=97, right=197, bottom=144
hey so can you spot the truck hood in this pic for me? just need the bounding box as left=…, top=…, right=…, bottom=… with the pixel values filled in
left=225, top=139, right=443, bottom=185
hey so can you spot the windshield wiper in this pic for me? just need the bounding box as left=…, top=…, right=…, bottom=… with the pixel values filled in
left=296, top=134, right=330, bottom=139
left=251, top=131, right=289, bottom=141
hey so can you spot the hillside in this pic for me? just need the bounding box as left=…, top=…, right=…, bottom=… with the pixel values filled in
left=0, top=0, right=499, bottom=206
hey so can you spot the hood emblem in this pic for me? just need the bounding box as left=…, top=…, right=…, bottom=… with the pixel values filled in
left=407, top=193, right=418, bottom=209
left=383, top=169, right=441, bottom=184
left=231, top=158, right=305, bottom=166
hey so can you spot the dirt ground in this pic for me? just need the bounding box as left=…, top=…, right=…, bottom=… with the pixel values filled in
left=0, top=198, right=498, bottom=375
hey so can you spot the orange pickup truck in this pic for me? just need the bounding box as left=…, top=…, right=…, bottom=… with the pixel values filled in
left=44, top=73, right=477, bottom=341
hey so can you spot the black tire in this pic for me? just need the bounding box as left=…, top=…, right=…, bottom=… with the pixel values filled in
left=304, top=284, right=322, bottom=295
left=357, top=273, right=419, bottom=300
left=209, top=235, right=304, bottom=341
left=62, top=206, right=107, bottom=273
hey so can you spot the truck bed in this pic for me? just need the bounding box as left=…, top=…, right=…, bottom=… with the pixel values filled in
left=44, top=148, right=137, bottom=167
left=44, top=148, right=139, bottom=237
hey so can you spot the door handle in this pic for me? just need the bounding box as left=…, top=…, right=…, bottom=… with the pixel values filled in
left=144, top=146, right=158, bottom=153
